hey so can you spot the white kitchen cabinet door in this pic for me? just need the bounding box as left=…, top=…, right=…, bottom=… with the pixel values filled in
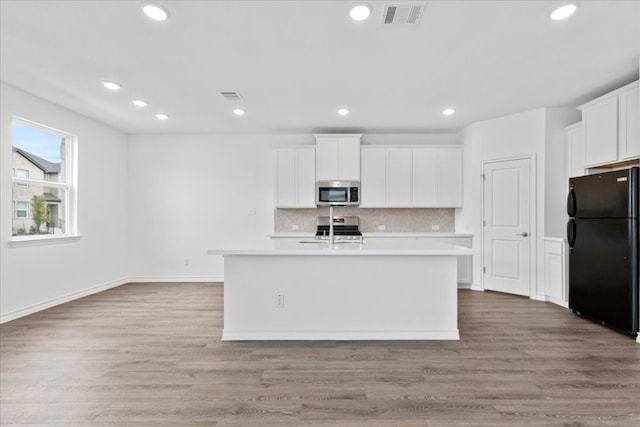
left=412, top=149, right=438, bottom=206
left=360, top=148, right=387, bottom=207
left=619, top=84, right=640, bottom=160
left=315, top=138, right=339, bottom=181
left=274, top=148, right=315, bottom=208
left=437, top=149, right=463, bottom=207
left=338, top=137, right=361, bottom=181
left=566, top=122, right=584, bottom=178
left=387, top=149, right=412, bottom=206
left=544, top=238, right=567, bottom=306
left=275, top=150, right=296, bottom=207
left=296, top=149, right=316, bottom=207
left=412, top=147, right=462, bottom=207
left=315, top=135, right=361, bottom=181
left=582, top=96, right=619, bottom=167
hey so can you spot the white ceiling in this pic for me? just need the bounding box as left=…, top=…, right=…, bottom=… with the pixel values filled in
left=1, top=1, right=639, bottom=135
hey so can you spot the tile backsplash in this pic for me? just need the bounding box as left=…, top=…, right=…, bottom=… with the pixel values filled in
left=275, top=208, right=454, bottom=233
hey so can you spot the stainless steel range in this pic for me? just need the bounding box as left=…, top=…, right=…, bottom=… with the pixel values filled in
left=315, top=216, right=363, bottom=242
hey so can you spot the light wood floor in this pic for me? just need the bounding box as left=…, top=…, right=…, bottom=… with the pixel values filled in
left=1, top=283, right=639, bottom=426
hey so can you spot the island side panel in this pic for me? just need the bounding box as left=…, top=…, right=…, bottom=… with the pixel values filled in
left=222, top=254, right=459, bottom=340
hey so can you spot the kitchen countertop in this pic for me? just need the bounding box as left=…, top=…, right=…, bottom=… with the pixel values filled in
left=268, top=232, right=473, bottom=238
left=207, top=239, right=473, bottom=256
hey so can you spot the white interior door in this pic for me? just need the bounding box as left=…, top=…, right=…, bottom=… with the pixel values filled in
left=483, top=158, right=532, bottom=296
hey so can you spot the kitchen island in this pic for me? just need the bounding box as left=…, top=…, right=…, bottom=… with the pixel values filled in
left=207, top=240, right=473, bottom=341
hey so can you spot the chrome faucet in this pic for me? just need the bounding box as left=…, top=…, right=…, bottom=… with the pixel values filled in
left=329, top=205, right=334, bottom=246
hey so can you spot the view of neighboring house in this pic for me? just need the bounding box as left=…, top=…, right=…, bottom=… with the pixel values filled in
left=12, top=147, right=62, bottom=235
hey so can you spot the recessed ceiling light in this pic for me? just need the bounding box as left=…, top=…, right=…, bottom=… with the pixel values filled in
left=549, top=4, right=577, bottom=20
left=233, top=109, right=246, bottom=116
left=132, top=99, right=148, bottom=108
left=102, top=81, right=121, bottom=91
left=142, top=4, right=168, bottom=21
left=442, top=108, right=456, bottom=116
left=156, top=113, right=169, bottom=120
left=349, top=4, right=371, bottom=21
left=338, top=108, right=350, bottom=116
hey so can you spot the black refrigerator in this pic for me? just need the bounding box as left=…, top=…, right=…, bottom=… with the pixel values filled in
left=567, top=167, right=639, bottom=337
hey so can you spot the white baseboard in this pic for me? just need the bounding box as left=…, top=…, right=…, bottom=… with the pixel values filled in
left=0, top=277, right=128, bottom=324
left=222, top=329, right=460, bottom=341
left=457, top=282, right=472, bottom=289
left=469, top=283, right=484, bottom=291
left=127, top=276, right=223, bottom=283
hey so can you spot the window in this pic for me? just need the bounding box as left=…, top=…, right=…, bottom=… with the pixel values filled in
left=11, top=118, right=77, bottom=241
left=14, top=169, right=29, bottom=187
left=14, top=201, right=29, bottom=218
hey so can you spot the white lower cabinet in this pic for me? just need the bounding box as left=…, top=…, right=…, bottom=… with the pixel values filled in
left=362, top=235, right=472, bottom=286
left=360, top=146, right=463, bottom=208
left=274, top=147, right=316, bottom=208
left=544, top=238, right=567, bottom=307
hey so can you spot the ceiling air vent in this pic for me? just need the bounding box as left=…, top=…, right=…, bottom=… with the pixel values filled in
left=219, top=91, right=243, bottom=101
left=382, top=2, right=426, bottom=25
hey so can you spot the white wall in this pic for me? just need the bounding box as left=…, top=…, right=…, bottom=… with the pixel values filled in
left=456, top=107, right=580, bottom=299
left=127, top=134, right=309, bottom=280
left=0, top=83, right=129, bottom=322
left=544, top=108, right=581, bottom=238
left=456, top=108, right=546, bottom=297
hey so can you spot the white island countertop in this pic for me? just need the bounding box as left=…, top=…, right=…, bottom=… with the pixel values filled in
left=207, top=239, right=473, bottom=256
left=268, top=232, right=473, bottom=238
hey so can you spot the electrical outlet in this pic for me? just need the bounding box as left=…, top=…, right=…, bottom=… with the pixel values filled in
left=378, top=225, right=386, bottom=231
left=431, top=225, right=440, bottom=231
left=248, top=208, right=256, bottom=215
left=292, top=225, right=299, bottom=231
left=276, top=293, right=285, bottom=308
left=184, top=258, right=190, bottom=266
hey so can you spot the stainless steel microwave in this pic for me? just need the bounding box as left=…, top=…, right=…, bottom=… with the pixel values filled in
left=316, top=181, right=360, bottom=206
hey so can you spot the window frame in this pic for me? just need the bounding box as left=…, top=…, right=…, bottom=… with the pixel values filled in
left=9, top=117, right=79, bottom=246
left=13, top=201, right=29, bottom=219
left=14, top=168, right=29, bottom=187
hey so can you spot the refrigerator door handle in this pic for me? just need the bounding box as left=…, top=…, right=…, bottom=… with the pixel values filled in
left=567, top=187, right=576, bottom=217
left=567, top=219, right=576, bottom=248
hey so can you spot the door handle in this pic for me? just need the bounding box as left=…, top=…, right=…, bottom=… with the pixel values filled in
left=516, top=232, right=529, bottom=237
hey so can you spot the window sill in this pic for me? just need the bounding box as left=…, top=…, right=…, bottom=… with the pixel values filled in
left=8, top=234, right=81, bottom=248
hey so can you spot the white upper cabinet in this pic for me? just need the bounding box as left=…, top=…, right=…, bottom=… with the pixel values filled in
left=412, top=149, right=438, bottom=206
left=619, top=84, right=640, bottom=160
left=274, top=147, right=316, bottom=208
left=578, top=80, right=639, bottom=167
left=565, top=122, right=585, bottom=178
left=581, top=96, right=618, bottom=166
left=435, top=149, right=463, bottom=207
left=360, top=148, right=387, bottom=206
left=315, top=134, right=361, bottom=181
left=387, top=149, right=412, bottom=206
left=412, top=148, right=463, bottom=207
left=361, top=146, right=463, bottom=208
